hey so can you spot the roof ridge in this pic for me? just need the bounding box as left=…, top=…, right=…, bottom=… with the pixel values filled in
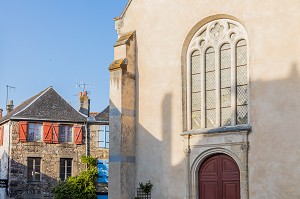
left=12, top=86, right=52, bottom=117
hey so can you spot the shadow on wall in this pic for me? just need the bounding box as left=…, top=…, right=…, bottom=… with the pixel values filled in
left=132, top=60, right=300, bottom=199
left=9, top=157, right=57, bottom=199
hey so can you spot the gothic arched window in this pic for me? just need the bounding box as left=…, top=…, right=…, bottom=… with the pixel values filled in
left=187, top=19, right=248, bottom=130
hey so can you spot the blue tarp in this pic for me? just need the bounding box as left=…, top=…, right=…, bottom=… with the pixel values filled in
left=97, top=160, right=109, bottom=183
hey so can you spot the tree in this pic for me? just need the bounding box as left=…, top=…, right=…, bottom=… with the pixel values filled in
left=53, top=156, right=98, bottom=199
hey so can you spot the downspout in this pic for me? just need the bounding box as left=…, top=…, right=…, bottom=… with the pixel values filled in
left=185, top=134, right=191, bottom=199
left=7, top=121, right=12, bottom=197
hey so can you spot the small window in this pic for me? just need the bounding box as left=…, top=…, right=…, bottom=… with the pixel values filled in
left=98, top=125, right=109, bottom=148
left=28, top=123, right=42, bottom=141
left=59, top=125, right=72, bottom=143
left=27, top=157, right=41, bottom=182
left=60, top=158, right=72, bottom=181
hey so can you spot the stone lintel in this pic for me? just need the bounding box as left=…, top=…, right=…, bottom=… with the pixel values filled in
left=114, top=31, right=135, bottom=47
left=109, top=58, right=128, bottom=72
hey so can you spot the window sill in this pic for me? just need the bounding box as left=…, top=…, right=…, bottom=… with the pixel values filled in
left=181, top=124, right=252, bottom=136
left=57, top=143, right=75, bottom=147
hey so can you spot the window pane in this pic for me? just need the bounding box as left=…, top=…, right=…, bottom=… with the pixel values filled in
left=205, top=48, right=215, bottom=72
left=236, top=40, right=247, bottom=66
left=221, top=68, right=231, bottom=88
left=192, top=111, right=201, bottom=129
left=192, top=92, right=201, bottom=111
left=206, top=90, right=215, bottom=109
left=221, top=107, right=231, bottom=126
left=237, top=65, right=247, bottom=86
left=237, top=105, right=248, bottom=124
left=221, top=88, right=231, bottom=107
left=205, top=72, right=215, bottom=90
left=221, top=44, right=231, bottom=69
left=237, top=85, right=248, bottom=105
left=206, top=109, right=216, bottom=128
left=191, top=50, right=200, bottom=74
left=192, top=73, right=201, bottom=92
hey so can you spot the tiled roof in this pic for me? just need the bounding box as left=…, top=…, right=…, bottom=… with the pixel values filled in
left=95, top=106, right=109, bottom=122
left=0, top=87, right=86, bottom=124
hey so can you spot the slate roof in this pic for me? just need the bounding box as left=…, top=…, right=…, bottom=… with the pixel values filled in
left=95, top=106, right=109, bottom=123
left=0, top=87, right=87, bottom=124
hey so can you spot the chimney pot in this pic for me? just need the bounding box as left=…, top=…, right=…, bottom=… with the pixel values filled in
left=84, top=91, right=87, bottom=96
left=0, top=109, right=3, bottom=119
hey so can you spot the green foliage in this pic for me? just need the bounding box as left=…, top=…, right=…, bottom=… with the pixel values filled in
left=139, top=181, right=153, bottom=194
left=53, top=156, right=98, bottom=199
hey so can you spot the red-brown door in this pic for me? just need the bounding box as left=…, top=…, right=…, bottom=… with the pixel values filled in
left=199, top=154, right=240, bottom=199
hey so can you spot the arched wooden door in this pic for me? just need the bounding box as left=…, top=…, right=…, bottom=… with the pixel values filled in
left=199, top=154, right=240, bottom=199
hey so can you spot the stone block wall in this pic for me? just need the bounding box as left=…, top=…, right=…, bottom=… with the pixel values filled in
left=9, top=121, right=87, bottom=199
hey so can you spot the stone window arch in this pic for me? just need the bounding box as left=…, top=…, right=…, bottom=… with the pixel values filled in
left=187, top=19, right=249, bottom=130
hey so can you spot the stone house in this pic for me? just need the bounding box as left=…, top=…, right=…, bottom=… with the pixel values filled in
left=108, top=1, right=300, bottom=199
left=0, top=87, right=108, bottom=199
left=89, top=106, right=109, bottom=197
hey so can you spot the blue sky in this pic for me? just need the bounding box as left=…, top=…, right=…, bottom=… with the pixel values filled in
left=0, top=0, right=128, bottom=115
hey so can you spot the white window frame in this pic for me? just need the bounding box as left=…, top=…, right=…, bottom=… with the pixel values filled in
left=98, top=125, right=109, bottom=148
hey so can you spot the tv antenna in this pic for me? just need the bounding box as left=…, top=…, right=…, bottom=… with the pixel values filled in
left=6, top=85, right=16, bottom=106
left=75, top=81, right=94, bottom=95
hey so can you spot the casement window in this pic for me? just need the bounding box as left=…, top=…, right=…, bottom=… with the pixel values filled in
left=28, top=123, right=42, bottom=141
left=19, top=122, right=83, bottom=144
left=27, top=157, right=41, bottom=182
left=187, top=19, right=248, bottom=130
left=98, top=125, right=109, bottom=148
left=60, top=158, right=72, bottom=181
left=59, top=125, right=72, bottom=143
left=97, top=160, right=109, bottom=183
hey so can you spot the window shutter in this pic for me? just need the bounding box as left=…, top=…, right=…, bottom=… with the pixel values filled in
left=74, top=124, right=83, bottom=145
left=52, top=124, right=59, bottom=144
left=0, top=126, right=4, bottom=146
left=43, top=122, right=53, bottom=143
left=19, top=121, right=28, bottom=142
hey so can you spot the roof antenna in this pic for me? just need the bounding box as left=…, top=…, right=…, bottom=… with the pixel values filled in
left=6, top=85, right=16, bottom=107
left=75, top=81, right=94, bottom=95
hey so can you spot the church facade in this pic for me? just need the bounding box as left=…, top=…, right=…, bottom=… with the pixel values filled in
left=108, top=1, right=300, bottom=198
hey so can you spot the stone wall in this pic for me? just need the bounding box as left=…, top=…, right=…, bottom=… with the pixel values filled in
left=9, top=121, right=86, bottom=199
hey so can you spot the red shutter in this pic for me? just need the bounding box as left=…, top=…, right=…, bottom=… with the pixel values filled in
left=43, top=122, right=53, bottom=143
left=0, top=126, right=4, bottom=146
left=74, top=124, right=83, bottom=145
left=52, top=124, right=59, bottom=144
left=19, top=121, right=28, bottom=142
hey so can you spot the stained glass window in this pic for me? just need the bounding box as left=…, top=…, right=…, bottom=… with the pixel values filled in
left=191, top=50, right=201, bottom=129
left=189, top=19, right=248, bottom=130
left=220, top=43, right=231, bottom=126
left=205, top=47, right=216, bottom=128
left=236, top=39, right=248, bottom=125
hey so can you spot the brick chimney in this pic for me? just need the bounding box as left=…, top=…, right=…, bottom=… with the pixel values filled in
left=6, top=100, right=14, bottom=113
left=79, top=91, right=90, bottom=116
left=0, top=109, right=3, bottom=119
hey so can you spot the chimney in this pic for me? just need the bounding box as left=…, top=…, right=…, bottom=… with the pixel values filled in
left=0, top=109, right=3, bottom=119
left=6, top=100, right=14, bottom=113
left=79, top=91, right=90, bottom=116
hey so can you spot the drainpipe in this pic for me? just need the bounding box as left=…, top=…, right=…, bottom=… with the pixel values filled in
left=185, top=134, right=191, bottom=199
left=7, top=121, right=12, bottom=197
